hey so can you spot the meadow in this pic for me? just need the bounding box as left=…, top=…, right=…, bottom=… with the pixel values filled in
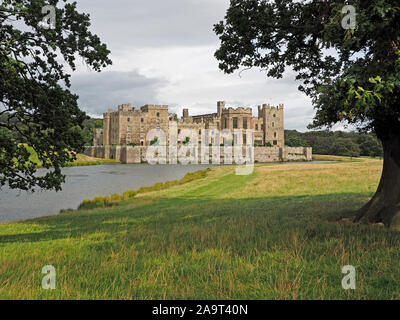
left=25, top=145, right=119, bottom=168
left=1, top=157, right=399, bottom=300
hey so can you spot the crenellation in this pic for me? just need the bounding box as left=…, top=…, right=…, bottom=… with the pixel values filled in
left=94, top=101, right=286, bottom=148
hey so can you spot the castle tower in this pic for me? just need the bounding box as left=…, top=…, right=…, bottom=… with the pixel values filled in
left=217, top=101, right=225, bottom=117
left=261, top=104, right=284, bottom=147
left=103, top=111, right=111, bottom=146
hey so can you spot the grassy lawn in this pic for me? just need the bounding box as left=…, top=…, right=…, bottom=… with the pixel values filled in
left=1, top=158, right=399, bottom=300
left=25, top=146, right=119, bottom=167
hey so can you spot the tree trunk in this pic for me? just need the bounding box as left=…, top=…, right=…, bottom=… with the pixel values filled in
left=354, top=133, right=400, bottom=229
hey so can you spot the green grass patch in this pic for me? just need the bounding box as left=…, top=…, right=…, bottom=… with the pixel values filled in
left=24, top=145, right=119, bottom=168
left=77, top=168, right=211, bottom=210
left=2, top=158, right=397, bottom=300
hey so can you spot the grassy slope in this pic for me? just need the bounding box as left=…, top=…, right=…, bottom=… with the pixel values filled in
left=1, top=158, right=400, bottom=300
left=25, top=146, right=119, bottom=167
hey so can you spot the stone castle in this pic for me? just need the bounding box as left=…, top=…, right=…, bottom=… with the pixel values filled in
left=93, top=101, right=284, bottom=147
left=87, top=101, right=312, bottom=163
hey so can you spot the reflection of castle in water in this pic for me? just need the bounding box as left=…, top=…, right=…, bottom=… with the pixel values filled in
left=93, top=101, right=285, bottom=147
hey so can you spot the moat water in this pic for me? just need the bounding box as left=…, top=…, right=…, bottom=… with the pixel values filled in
left=0, top=161, right=332, bottom=223
left=0, top=164, right=212, bottom=223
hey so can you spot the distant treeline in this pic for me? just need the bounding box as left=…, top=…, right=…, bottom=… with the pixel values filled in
left=285, top=130, right=383, bottom=158
left=0, top=112, right=102, bottom=147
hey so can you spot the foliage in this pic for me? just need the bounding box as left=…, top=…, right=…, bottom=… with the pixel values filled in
left=0, top=0, right=111, bottom=191
left=150, top=137, right=159, bottom=146
left=214, top=0, right=400, bottom=138
left=285, top=130, right=311, bottom=148
left=285, top=130, right=383, bottom=157
left=183, top=136, right=190, bottom=146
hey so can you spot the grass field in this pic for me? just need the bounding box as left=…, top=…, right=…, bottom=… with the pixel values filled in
left=25, top=146, right=119, bottom=167
left=1, top=157, right=400, bottom=300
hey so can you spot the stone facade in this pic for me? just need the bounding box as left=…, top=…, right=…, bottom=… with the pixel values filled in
left=94, top=101, right=285, bottom=148
left=85, top=145, right=313, bottom=164
left=88, top=100, right=312, bottom=163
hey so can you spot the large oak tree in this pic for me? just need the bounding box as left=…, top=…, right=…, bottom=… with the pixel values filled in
left=214, top=0, right=400, bottom=228
left=0, top=0, right=111, bottom=192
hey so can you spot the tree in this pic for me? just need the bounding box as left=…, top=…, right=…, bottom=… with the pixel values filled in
left=331, top=138, right=360, bottom=157
left=285, top=130, right=311, bottom=147
left=0, top=0, right=112, bottom=191
left=359, top=135, right=383, bottom=157
left=214, top=1, right=400, bottom=227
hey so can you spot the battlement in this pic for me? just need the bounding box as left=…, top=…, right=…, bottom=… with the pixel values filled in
left=97, top=100, right=285, bottom=148
left=261, top=103, right=284, bottom=110
left=222, top=107, right=252, bottom=114
left=118, top=104, right=133, bottom=112
left=140, top=104, right=169, bottom=112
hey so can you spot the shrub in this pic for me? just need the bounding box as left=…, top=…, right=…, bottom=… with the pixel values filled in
left=77, top=168, right=210, bottom=211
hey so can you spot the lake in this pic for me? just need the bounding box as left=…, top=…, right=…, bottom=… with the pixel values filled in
left=0, top=161, right=333, bottom=224
left=0, top=164, right=211, bottom=223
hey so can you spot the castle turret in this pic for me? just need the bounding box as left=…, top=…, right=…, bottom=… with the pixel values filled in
left=217, top=101, right=225, bottom=117
left=103, top=112, right=111, bottom=145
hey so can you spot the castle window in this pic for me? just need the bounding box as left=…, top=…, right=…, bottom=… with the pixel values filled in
left=272, top=122, right=275, bottom=127
left=273, top=140, right=277, bottom=145
left=178, top=129, right=181, bottom=134
left=255, top=124, right=258, bottom=130
left=233, top=117, right=238, bottom=129
left=243, top=134, right=247, bottom=144
left=243, top=118, right=247, bottom=129
left=261, top=124, right=264, bottom=130
left=273, top=114, right=276, bottom=118
left=141, top=141, right=144, bottom=146
left=157, top=112, right=160, bottom=117
left=199, top=129, right=201, bottom=134
left=274, top=132, right=277, bottom=138
left=141, top=118, right=144, bottom=123
left=127, top=126, right=131, bottom=131
left=127, top=117, right=130, bottom=122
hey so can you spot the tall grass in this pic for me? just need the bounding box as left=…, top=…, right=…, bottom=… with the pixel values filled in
left=2, top=158, right=398, bottom=300
left=77, top=169, right=210, bottom=210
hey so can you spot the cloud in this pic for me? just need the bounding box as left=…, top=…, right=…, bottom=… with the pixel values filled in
left=67, top=0, right=317, bottom=131
left=70, top=70, right=169, bottom=117
left=75, top=0, right=230, bottom=49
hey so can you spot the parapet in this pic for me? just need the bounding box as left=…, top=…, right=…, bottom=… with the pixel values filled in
left=222, top=107, right=252, bottom=114
left=140, top=104, right=169, bottom=112
left=262, top=103, right=284, bottom=111
left=118, top=104, right=132, bottom=112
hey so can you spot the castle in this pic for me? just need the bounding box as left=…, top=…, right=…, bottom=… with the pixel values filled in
left=93, top=101, right=284, bottom=147
left=87, top=101, right=312, bottom=164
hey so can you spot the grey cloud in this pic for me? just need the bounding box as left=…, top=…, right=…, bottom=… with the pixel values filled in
left=76, top=0, right=229, bottom=49
left=68, top=0, right=316, bottom=131
left=70, top=70, right=169, bottom=116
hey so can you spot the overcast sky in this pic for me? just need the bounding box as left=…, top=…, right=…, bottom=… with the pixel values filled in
left=70, top=0, right=317, bottom=131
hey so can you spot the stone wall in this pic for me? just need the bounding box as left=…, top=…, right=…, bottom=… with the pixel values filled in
left=84, top=146, right=312, bottom=164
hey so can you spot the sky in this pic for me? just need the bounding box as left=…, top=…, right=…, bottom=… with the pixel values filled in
left=70, top=0, right=317, bottom=131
